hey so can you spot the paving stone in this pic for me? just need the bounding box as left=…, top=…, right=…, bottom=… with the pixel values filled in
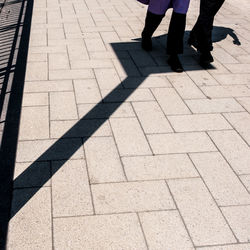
left=52, top=159, right=93, bottom=217
left=22, top=93, right=48, bottom=106
left=168, top=114, right=232, bottom=132
left=74, top=79, right=102, bottom=104
left=186, top=98, right=244, bottom=113
left=13, top=162, right=51, bottom=188
left=213, top=74, right=250, bottom=85
left=29, top=46, right=67, bottom=54
left=67, top=43, right=89, bottom=61
left=84, top=137, right=125, bottom=183
left=123, top=154, right=198, bottom=181
left=77, top=102, right=135, bottom=119
left=129, top=51, right=156, bottom=67
left=208, top=130, right=250, bottom=175
left=27, top=53, right=47, bottom=62
left=132, top=101, right=173, bottom=134
left=168, top=75, right=206, bottom=99
left=53, top=214, right=147, bottom=249
left=92, top=181, right=175, bottom=214
left=148, top=132, right=216, bottom=154
left=190, top=152, right=250, bottom=206
left=236, top=97, right=250, bottom=112
left=224, top=112, right=250, bottom=144
left=139, top=210, right=194, bottom=250
left=49, top=69, right=94, bottom=80
left=222, top=206, right=250, bottom=242
left=123, top=76, right=172, bottom=88
left=240, top=175, right=250, bottom=192
left=213, top=48, right=239, bottom=64
left=186, top=70, right=219, bottom=86
left=201, top=85, right=250, bottom=98
left=152, top=88, right=191, bottom=115
left=48, top=53, right=70, bottom=70
left=196, top=244, right=250, bottom=250
left=70, top=59, right=113, bottom=69
left=110, top=118, right=152, bottom=156
left=168, top=178, right=236, bottom=246
left=16, top=138, right=84, bottom=162
left=95, top=68, right=121, bottom=90
left=48, top=28, right=65, bottom=40
left=224, top=64, right=250, bottom=74
left=25, top=62, right=48, bottom=81
left=101, top=88, right=155, bottom=103
left=50, top=92, right=78, bottom=120
left=7, top=187, right=52, bottom=250
left=50, top=119, right=112, bottom=138
left=19, top=106, right=49, bottom=140
left=85, top=38, right=106, bottom=51
left=24, top=80, right=73, bottom=93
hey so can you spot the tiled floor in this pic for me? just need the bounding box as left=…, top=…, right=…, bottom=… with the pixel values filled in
left=5, top=0, right=250, bottom=249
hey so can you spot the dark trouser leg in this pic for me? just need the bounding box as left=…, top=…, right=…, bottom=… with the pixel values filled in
left=141, top=11, right=165, bottom=51
left=167, top=11, right=187, bottom=55
left=190, top=0, right=225, bottom=52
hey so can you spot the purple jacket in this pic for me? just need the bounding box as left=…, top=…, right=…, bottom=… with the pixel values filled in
left=137, top=0, right=190, bottom=15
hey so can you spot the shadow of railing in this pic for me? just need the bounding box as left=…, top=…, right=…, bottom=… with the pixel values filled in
left=0, top=0, right=33, bottom=248
left=0, top=7, right=242, bottom=247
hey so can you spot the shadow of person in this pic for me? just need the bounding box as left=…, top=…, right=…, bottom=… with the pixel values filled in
left=212, top=26, right=241, bottom=45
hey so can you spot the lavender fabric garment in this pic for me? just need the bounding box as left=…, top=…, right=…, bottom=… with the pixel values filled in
left=138, top=0, right=190, bottom=15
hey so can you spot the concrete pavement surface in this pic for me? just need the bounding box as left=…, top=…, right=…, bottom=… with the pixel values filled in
left=1, top=0, right=250, bottom=249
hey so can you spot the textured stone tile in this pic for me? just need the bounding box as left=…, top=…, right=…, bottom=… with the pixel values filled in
left=148, top=132, right=216, bottom=154
left=240, top=175, right=250, bottom=192
left=13, top=162, right=51, bottom=188
left=95, top=68, right=121, bottom=90
left=70, top=59, right=113, bottom=69
left=224, top=64, right=250, bottom=74
left=213, top=48, right=239, bottom=64
left=24, top=80, right=73, bottom=93
left=187, top=70, right=219, bottom=86
left=48, top=53, right=70, bottom=70
left=140, top=211, right=194, bottom=250
left=110, top=118, right=152, bottom=156
left=53, top=214, right=147, bottom=250
left=196, top=244, right=250, bottom=250
left=168, top=75, right=206, bottom=99
left=50, top=92, right=78, bottom=120
left=190, top=152, right=250, bottom=206
left=22, top=93, right=48, bottom=106
left=224, top=112, right=250, bottom=144
left=52, top=159, right=93, bottom=217
left=209, top=130, right=250, bottom=175
left=201, top=85, right=250, bottom=98
left=19, top=106, right=49, bottom=140
left=92, top=181, right=175, bottom=214
left=49, top=69, right=94, bottom=80
left=186, top=98, right=244, bottom=113
left=168, top=178, right=236, bottom=246
left=222, top=206, right=250, bottom=242
left=50, top=119, right=112, bottom=138
left=213, top=74, right=250, bottom=85
left=77, top=102, right=135, bottom=119
left=237, top=97, right=250, bottom=112
left=7, top=187, right=52, bottom=250
left=132, top=101, right=173, bottom=134
left=27, top=53, right=47, bottom=62
left=152, top=88, right=191, bottom=115
left=67, top=43, right=89, bottom=61
left=74, top=79, right=102, bottom=104
left=123, top=154, right=198, bottom=181
left=85, top=38, right=106, bottom=51
left=16, top=138, right=84, bottom=162
left=101, top=88, right=155, bottom=102
left=129, top=51, right=156, bottom=67
left=123, top=76, right=171, bottom=88
left=168, top=114, right=231, bottom=132
left=85, top=137, right=125, bottom=183
left=48, top=28, right=65, bottom=40
left=25, top=62, right=48, bottom=81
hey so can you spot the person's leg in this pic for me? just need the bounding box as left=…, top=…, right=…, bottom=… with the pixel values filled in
left=189, top=0, right=225, bottom=65
left=141, top=0, right=170, bottom=51
left=141, top=11, right=165, bottom=51
left=166, top=0, right=190, bottom=72
left=167, top=11, right=187, bottom=72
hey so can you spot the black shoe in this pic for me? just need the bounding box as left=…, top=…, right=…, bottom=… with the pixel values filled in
left=199, top=51, right=214, bottom=67
left=168, top=55, right=184, bottom=73
left=141, top=35, right=152, bottom=51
